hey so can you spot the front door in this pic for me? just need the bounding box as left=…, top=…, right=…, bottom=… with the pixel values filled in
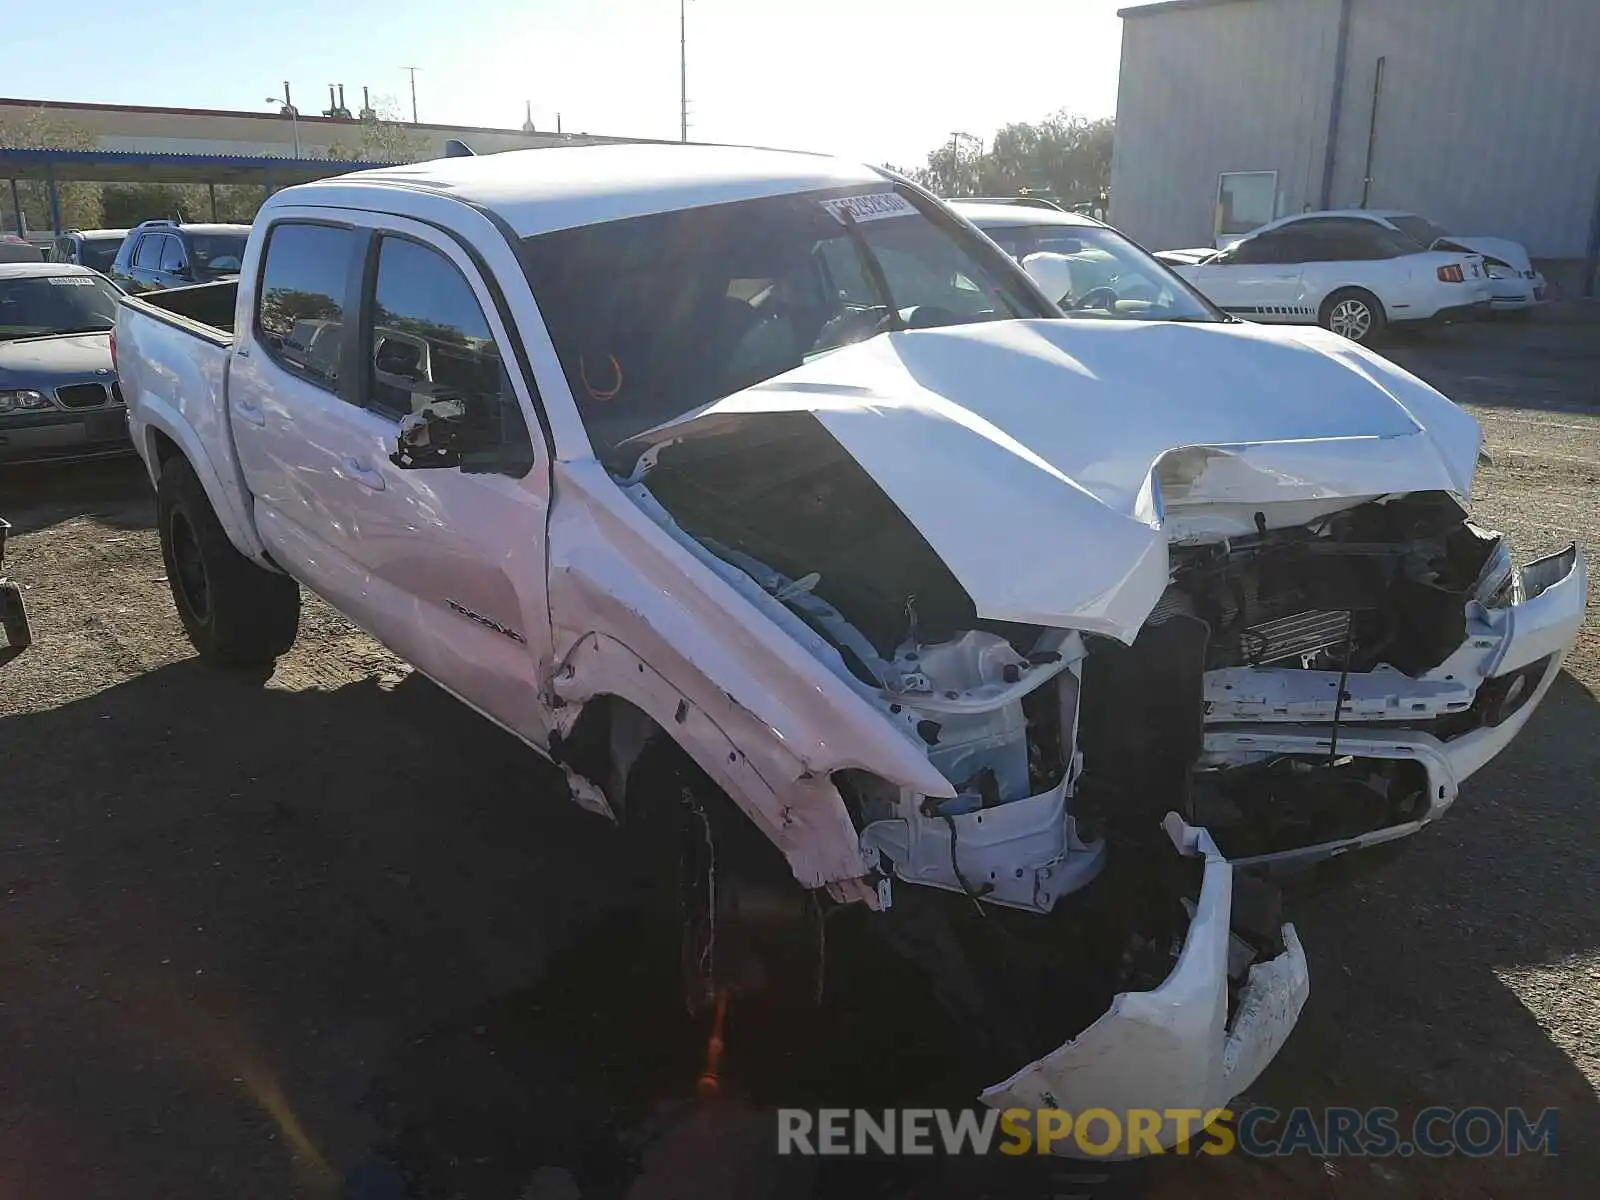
left=230, top=209, right=555, bottom=749
left=1189, top=226, right=1308, bottom=321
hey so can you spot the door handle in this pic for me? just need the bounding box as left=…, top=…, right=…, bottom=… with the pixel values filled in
left=340, top=456, right=387, bottom=491
left=233, top=399, right=266, bottom=427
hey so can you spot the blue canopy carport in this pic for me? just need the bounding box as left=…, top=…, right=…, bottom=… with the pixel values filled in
left=1, top=147, right=403, bottom=235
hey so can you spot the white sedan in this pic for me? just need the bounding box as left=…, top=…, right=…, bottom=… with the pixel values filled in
left=1156, top=212, right=1493, bottom=345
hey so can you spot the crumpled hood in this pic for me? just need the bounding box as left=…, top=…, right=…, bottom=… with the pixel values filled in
left=1436, top=235, right=1533, bottom=273
left=632, top=318, right=1482, bottom=642
left=0, top=331, right=114, bottom=386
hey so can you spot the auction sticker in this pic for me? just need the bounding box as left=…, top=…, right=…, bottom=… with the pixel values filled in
left=821, top=192, right=917, bottom=224
left=47, top=276, right=99, bottom=286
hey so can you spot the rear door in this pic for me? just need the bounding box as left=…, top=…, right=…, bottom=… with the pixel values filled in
left=229, top=218, right=372, bottom=614
left=128, top=233, right=167, bottom=292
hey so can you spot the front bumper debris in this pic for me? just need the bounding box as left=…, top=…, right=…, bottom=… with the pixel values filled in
left=979, top=815, right=1309, bottom=1158
left=0, top=517, right=32, bottom=663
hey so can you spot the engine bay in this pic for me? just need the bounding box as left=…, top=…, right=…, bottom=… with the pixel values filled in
left=629, top=416, right=1514, bottom=901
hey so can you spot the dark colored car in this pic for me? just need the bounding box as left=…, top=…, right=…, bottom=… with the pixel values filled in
left=47, top=228, right=131, bottom=274
left=108, top=220, right=251, bottom=293
left=0, top=262, right=129, bottom=465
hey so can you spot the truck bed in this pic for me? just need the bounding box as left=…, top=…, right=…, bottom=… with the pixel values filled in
left=127, top=280, right=238, bottom=342
left=117, top=278, right=266, bottom=564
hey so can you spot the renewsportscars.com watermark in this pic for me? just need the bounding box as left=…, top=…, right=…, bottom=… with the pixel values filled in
left=776, top=1106, right=1558, bottom=1158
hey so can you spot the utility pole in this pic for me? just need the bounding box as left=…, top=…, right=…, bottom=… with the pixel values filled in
left=402, top=65, right=420, bottom=124
left=950, top=130, right=982, bottom=194
left=679, top=0, right=688, bottom=142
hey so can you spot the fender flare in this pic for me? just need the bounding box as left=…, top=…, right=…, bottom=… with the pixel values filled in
left=551, top=631, right=873, bottom=890
left=135, top=397, right=267, bottom=562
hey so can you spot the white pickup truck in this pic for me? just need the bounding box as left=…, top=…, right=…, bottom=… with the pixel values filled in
left=115, top=144, right=1586, bottom=1154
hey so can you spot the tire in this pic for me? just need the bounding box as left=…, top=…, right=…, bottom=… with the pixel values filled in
left=623, top=738, right=811, bottom=1011
left=156, top=455, right=300, bottom=668
left=1319, top=287, right=1387, bottom=345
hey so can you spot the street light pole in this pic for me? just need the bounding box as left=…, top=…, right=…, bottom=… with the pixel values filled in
left=267, top=88, right=301, bottom=158
left=679, top=0, right=688, bottom=142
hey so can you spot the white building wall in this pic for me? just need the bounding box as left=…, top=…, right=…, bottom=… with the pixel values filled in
left=1111, top=0, right=1600, bottom=259
left=1329, top=0, right=1600, bottom=257
left=1110, top=0, right=1342, bottom=249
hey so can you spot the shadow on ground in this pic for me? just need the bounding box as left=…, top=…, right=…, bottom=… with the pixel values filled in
left=0, top=455, right=153, bottom=534
left=7, top=656, right=1596, bottom=1198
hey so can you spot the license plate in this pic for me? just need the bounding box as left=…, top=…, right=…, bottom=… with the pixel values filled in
left=84, top=412, right=127, bottom=442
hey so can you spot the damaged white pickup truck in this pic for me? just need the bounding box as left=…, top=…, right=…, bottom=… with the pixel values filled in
left=115, top=144, right=1588, bottom=1155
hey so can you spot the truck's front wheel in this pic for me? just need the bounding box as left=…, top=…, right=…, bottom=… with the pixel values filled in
left=157, top=456, right=300, bottom=668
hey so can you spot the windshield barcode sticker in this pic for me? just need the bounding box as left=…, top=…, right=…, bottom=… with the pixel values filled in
left=46, top=276, right=98, bottom=286
left=821, top=193, right=917, bottom=225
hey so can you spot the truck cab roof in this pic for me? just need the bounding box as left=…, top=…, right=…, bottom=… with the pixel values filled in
left=293, top=143, right=889, bottom=238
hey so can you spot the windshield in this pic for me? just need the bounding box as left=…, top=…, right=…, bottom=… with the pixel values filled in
left=1388, top=215, right=1451, bottom=249
left=80, top=238, right=125, bottom=273
left=188, top=233, right=249, bottom=277
left=0, top=274, right=122, bottom=340
left=979, top=222, right=1221, bottom=322
left=522, top=186, right=1048, bottom=455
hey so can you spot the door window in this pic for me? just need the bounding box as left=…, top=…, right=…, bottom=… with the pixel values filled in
left=1221, top=229, right=1298, bottom=265
left=133, top=235, right=165, bottom=270
left=1217, top=172, right=1278, bottom=237
left=159, top=236, right=188, bottom=274
left=1281, top=217, right=1413, bottom=261
left=362, top=234, right=533, bottom=470
left=254, top=222, right=361, bottom=394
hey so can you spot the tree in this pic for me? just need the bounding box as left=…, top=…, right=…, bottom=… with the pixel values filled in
left=326, top=97, right=428, bottom=164
left=0, top=106, right=103, bottom=231
left=99, top=183, right=262, bottom=227
left=890, top=111, right=1114, bottom=207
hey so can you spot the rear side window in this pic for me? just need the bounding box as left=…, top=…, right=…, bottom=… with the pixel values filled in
left=133, top=235, right=165, bottom=269
left=159, top=237, right=187, bottom=273
left=1287, top=217, right=1413, bottom=262
left=255, top=222, right=360, bottom=394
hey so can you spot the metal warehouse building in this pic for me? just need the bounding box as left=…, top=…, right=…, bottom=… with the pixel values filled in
left=1108, top=0, right=1600, bottom=290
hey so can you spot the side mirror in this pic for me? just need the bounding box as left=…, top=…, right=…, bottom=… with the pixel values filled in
left=390, top=399, right=467, bottom=469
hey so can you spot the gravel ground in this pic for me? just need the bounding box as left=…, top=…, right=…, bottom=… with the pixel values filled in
left=0, top=318, right=1595, bottom=1199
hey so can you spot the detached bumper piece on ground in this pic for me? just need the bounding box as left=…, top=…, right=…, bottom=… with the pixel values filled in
left=0, top=518, right=32, bottom=665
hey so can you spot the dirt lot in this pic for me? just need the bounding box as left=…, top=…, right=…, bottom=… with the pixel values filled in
left=1, top=318, right=1597, bottom=1199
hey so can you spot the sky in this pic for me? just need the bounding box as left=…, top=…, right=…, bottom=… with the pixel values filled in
left=2, top=0, right=1138, bottom=166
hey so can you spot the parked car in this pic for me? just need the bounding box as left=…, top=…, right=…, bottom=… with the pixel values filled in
left=116, top=144, right=1586, bottom=1153
left=1343, top=210, right=1548, bottom=313
left=961, top=194, right=1067, bottom=212
left=950, top=200, right=1225, bottom=321
left=47, top=228, right=131, bottom=274
left=108, top=220, right=250, bottom=293
left=0, top=262, right=129, bottom=465
left=1156, top=212, right=1493, bottom=344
